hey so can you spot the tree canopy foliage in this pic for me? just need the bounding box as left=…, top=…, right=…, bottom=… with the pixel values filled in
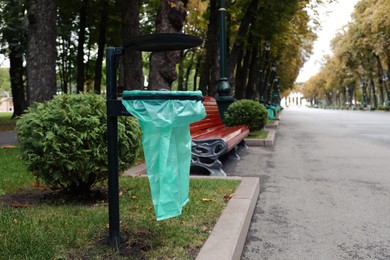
left=0, top=0, right=327, bottom=116
left=304, top=0, right=390, bottom=108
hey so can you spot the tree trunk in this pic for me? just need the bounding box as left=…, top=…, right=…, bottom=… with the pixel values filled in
left=193, top=58, right=201, bottom=91
left=9, top=48, right=27, bottom=117
left=375, top=54, right=385, bottom=104
left=227, top=0, right=259, bottom=88
left=370, top=78, right=377, bottom=107
left=26, top=0, right=58, bottom=104
left=234, top=47, right=246, bottom=99
left=199, top=0, right=219, bottom=95
left=2, top=0, right=27, bottom=117
left=76, top=0, right=88, bottom=93
left=121, top=0, right=143, bottom=90
left=94, top=0, right=109, bottom=94
left=246, top=36, right=260, bottom=100
left=184, top=51, right=195, bottom=91
left=177, top=50, right=186, bottom=91
left=59, top=38, right=68, bottom=94
left=148, top=0, right=188, bottom=90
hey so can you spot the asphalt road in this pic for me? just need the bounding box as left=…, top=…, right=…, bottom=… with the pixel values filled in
left=225, top=108, right=390, bottom=259
left=0, top=131, right=17, bottom=146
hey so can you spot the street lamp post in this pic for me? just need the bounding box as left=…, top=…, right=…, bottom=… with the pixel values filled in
left=270, top=78, right=279, bottom=105
left=268, top=63, right=276, bottom=103
left=215, top=0, right=234, bottom=122
left=345, top=85, right=349, bottom=107
left=258, top=69, right=264, bottom=104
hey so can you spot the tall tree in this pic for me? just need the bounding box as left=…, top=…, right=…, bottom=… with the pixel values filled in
left=94, top=0, right=109, bottom=94
left=26, top=0, right=58, bottom=104
left=0, top=0, right=27, bottom=117
left=121, top=0, right=144, bottom=90
left=198, top=0, right=219, bottom=95
left=148, top=0, right=188, bottom=90
left=75, top=0, right=88, bottom=93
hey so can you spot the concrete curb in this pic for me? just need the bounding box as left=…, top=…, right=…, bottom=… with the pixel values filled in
left=244, top=128, right=276, bottom=147
left=265, top=120, right=279, bottom=129
left=196, top=177, right=260, bottom=260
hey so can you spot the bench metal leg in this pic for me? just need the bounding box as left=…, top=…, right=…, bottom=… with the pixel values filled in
left=191, top=156, right=227, bottom=177
left=228, top=146, right=240, bottom=160
left=237, top=140, right=248, bottom=150
left=191, top=139, right=228, bottom=177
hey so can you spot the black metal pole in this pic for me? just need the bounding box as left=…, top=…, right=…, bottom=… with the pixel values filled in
left=106, top=47, right=124, bottom=248
left=216, top=0, right=230, bottom=97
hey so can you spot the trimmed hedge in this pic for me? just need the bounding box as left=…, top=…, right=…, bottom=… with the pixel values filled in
left=224, top=99, right=268, bottom=131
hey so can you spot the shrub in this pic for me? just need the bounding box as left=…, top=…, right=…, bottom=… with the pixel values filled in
left=17, top=94, right=142, bottom=196
left=224, top=99, right=268, bottom=131
left=378, top=105, right=390, bottom=111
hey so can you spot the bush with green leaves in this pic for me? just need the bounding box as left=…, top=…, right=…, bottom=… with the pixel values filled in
left=378, top=105, right=390, bottom=111
left=17, top=94, right=142, bottom=196
left=224, top=99, right=268, bottom=131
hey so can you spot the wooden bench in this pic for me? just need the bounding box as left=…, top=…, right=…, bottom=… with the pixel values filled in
left=190, top=96, right=249, bottom=176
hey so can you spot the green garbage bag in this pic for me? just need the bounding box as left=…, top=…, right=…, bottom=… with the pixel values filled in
left=267, top=108, right=275, bottom=120
left=122, top=90, right=206, bottom=221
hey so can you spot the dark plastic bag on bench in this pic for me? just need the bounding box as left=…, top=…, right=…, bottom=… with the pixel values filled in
left=122, top=90, right=206, bottom=220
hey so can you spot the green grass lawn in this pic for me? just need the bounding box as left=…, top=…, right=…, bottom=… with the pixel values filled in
left=0, top=112, right=16, bottom=131
left=0, top=147, right=240, bottom=259
left=247, top=129, right=269, bottom=139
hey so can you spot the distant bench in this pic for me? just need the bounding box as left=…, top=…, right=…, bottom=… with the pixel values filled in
left=190, top=96, right=249, bottom=176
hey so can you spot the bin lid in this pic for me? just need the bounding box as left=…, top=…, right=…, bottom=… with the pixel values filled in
left=122, top=90, right=203, bottom=101
left=124, top=33, right=202, bottom=52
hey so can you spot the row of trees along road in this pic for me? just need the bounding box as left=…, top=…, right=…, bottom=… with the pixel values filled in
left=0, top=0, right=327, bottom=118
left=304, top=0, right=390, bottom=108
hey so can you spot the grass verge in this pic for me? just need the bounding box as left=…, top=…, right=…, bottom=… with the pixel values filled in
left=0, top=112, right=16, bottom=131
left=0, top=147, right=240, bottom=259
left=247, top=129, right=269, bottom=139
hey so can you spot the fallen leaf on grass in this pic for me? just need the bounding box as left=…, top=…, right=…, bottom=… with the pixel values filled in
left=1, top=145, right=16, bottom=149
left=223, top=193, right=235, bottom=200
left=202, top=198, right=213, bottom=202
left=131, top=195, right=138, bottom=199
left=201, top=226, right=208, bottom=232
left=135, top=173, right=142, bottom=177
left=11, top=201, right=31, bottom=208
left=147, top=206, right=153, bottom=211
left=32, top=182, right=40, bottom=187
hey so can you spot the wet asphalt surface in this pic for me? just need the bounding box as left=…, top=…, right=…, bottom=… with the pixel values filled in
left=225, top=108, right=390, bottom=259
left=0, top=131, right=17, bottom=146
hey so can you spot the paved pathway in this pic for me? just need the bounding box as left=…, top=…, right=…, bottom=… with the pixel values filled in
left=225, top=108, right=390, bottom=259
left=0, top=131, right=17, bottom=146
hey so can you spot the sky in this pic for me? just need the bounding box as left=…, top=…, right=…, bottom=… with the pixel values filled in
left=296, top=0, right=360, bottom=83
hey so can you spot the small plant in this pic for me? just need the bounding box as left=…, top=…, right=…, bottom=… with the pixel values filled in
left=224, top=99, right=268, bottom=131
left=17, top=94, right=142, bottom=196
left=378, top=105, right=390, bottom=111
